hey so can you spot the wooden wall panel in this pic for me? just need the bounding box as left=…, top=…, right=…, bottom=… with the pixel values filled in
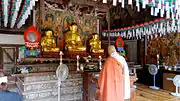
left=163, top=73, right=180, bottom=92
left=124, top=40, right=138, bottom=63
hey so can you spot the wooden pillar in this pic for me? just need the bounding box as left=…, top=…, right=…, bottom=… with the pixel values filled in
left=33, top=9, right=36, bottom=27
left=40, top=0, right=44, bottom=32
left=144, top=35, right=147, bottom=65
left=106, top=10, right=110, bottom=46
left=0, top=47, right=3, bottom=69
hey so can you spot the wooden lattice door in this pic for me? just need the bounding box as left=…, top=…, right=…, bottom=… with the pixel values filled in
left=1, top=47, right=16, bottom=74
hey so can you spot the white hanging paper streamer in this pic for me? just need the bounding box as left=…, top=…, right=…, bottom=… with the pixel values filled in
left=125, top=31, right=127, bottom=38
left=11, top=0, right=22, bottom=28
left=160, top=8, right=164, bottom=17
left=4, top=0, right=9, bottom=27
left=122, top=0, right=125, bottom=8
left=17, top=0, right=36, bottom=28
left=166, top=2, right=169, bottom=11
left=139, top=28, right=143, bottom=38
left=151, top=0, right=155, bottom=15
left=158, top=0, right=162, bottom=10
left=178, top=19, right=180, bottom=32
left=161, top=0, right=165, bottom=17
left=175, top=0, right=180, bottom=20
left=171, top=19, right=176, bottom=32
left=128, top=0, right=132, bottom=5
left=136, top=29, right=139, bottom=39
left=140, top=28, right=143, bottom=39
left=127, top=31, right=130, bottom=39
left=121, top=32, right=123, bottom=37
left=121, top=32, right=124, bottom=38
left=103, top=0, right=107, bottom=3
left=154, top=8, right=159, bottom=16
left=118, top=32, right=120, bottom=37
left=166, top=10, right=170, bottom=18
left=113, top=0, right=117, bottom=6
left=160, top=22, right=163, bottom=36
left=114, top=32, right=117, bottom=37
left=172, top=12, right=175, bottom=20
left=156, top=24, right=158, bottom=34
left=119, top=0, right=122, bottom=2
left=167, top=21, right=170, bottom=33
left=142, top=0, right=146, bottom=8
left=132, top=29, right=136, bottom=38
left=151, top=7, right=154, bottom=16
left=152, top=0, right=155, bottom=6
left=136, top=0, right=140, bottom=12
left=162, top=23, right=165, bottom=35
left=148, top=28, right=151, bottom=39
left=144, top=27, right=147, bottom=36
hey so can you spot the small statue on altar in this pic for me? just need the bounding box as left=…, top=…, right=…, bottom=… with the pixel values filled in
left=89, top=34, right=104, bottom=53
left=41, top=30, right=60, bottom=52
left=165, top=50, right=178, bottom=66
left=65, top=23, right=86, bottom=51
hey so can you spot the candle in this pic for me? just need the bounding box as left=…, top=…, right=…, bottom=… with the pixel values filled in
left=99, top=56, right=102, bottom=70
left=77, top=55, right=80, bottom=71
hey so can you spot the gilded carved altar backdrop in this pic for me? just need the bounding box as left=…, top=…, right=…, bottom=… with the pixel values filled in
left=146, top=33, right=180, bottom=65
left=36, top=2, right=98, bottom=50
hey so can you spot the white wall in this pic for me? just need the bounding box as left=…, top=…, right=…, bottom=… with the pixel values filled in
left=0, top=34, right=25, bottom=45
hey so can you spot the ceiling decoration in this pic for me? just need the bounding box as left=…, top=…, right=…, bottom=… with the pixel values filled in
left=1, top=0, right=38, bottom=29
left=101, top=0, right=180, bottom=20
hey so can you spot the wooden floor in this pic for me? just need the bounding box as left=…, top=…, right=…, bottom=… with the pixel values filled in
left=130, top=84, right=180, bottom=101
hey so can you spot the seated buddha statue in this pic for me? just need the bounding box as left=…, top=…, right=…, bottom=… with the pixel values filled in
left=41, top=30, right=60, bottom=52
left=89, top=34, right=104, bottom=53
left=65, top=23, right=86, bottom=51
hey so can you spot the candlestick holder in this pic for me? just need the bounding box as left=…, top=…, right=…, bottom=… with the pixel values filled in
left=76, top=55, right=80, bottom=72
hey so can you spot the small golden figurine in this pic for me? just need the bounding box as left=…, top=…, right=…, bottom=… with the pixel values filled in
left=89, top=34, right=104, bottom=53
left=41, top=30, right=60, bottom=52
left=65, top=24, right=86, bottom=51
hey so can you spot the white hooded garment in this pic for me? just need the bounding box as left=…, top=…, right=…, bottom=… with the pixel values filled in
left=111, top=52, right=131, bottom=100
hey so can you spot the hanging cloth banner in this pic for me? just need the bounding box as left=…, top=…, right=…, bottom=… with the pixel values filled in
left=2, top=0, right=9, bottom=27
left=10, top=0, right=17, bottom=28
left=11, top=0, right=22, bottom=28
left=17, top=0, right=36, bottom=28
left=17, top=0, right=30, bottom=25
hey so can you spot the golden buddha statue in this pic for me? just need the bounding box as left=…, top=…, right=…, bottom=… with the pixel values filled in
left=89, top=34, right=104, bottom=53
left=65, top=24, right=86, bottom=51
left=41, top=30, right=60, bottom=52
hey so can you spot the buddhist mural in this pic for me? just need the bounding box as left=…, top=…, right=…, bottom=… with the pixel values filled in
left=146, top=33, right=180, bottom=65
left=41, top=6, right=98, bottom=50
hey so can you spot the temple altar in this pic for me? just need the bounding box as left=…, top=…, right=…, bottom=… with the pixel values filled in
left=15, top=58, right=83, bottom=101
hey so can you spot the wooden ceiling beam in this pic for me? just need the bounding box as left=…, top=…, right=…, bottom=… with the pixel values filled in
left=71, top=0, right=109, bottom=12
left=45, top=0, right=109, bottom=12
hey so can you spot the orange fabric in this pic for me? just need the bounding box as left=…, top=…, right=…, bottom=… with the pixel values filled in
left=98, top=57, right=124, bottom=101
